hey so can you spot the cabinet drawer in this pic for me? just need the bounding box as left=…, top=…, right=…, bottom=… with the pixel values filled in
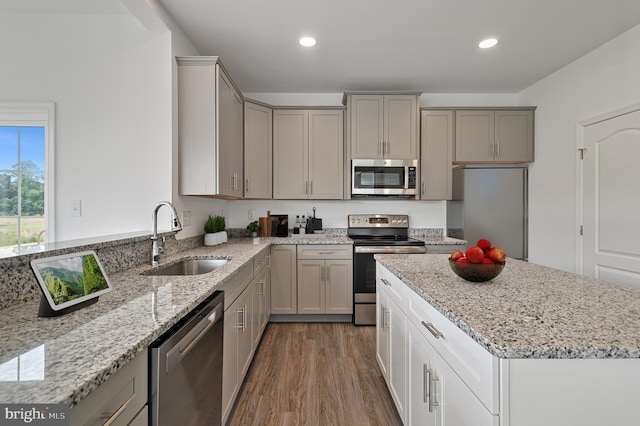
left=297, top=244, right=352, bottom=260
left=406, top=289, right=499, bottom=414
left=376, top=263, right=406, bottom=309
left=70, top=350, right=148, bottom=426
left=253, top=249, right=270, bottom=274
left=218, top=262, right=253, bottom=311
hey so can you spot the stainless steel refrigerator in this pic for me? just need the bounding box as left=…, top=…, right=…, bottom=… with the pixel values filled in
left=446, top=166, right=528, bottom=260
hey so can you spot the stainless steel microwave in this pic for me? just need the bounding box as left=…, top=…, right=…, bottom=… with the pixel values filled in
left=351, top=159, right=417, bottom=197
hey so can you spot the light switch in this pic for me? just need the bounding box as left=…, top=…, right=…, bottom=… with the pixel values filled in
left=71, top=200, right=81, bottom=217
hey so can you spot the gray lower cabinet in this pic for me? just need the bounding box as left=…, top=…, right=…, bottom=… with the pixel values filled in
left=69, top=349, right=148, bottom=426
left=220, top=250, right=271, bottom=425
left=270, top=244, right=354, bottom=317
left=297, top=245, right=353, bottom=314
left=270, top=245, right=298, bottom=314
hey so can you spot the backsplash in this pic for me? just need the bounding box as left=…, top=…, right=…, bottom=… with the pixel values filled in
left=0, top=227, right=442, bottom=310
left=0, top=233, right=203, bottom=310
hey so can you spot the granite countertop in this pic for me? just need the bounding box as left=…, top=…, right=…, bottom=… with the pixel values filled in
left=0, top=240, right=270, bottom=407
left=376, top=253, right=640, bottom=360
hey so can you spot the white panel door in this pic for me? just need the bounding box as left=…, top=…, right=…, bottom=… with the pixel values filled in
left=582, top=108, right=640, bottom=287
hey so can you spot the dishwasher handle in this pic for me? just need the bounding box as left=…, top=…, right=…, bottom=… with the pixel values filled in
left=165, top=300, right=223, bottom=374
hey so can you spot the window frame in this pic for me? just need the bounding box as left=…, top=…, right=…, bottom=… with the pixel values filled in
left=0, top=102, right=55, bottom=245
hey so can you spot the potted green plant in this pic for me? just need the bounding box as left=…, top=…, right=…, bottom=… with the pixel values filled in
left=204, top=215, right=227, bottom=245
left=247, top=220, right=259, bottom=237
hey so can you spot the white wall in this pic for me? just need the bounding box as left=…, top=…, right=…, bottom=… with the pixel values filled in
left=145, top=0, right=228, bottom=239
left=520, top=23, right=640, bottom=273
left=0, top=9, right=174, bottom=241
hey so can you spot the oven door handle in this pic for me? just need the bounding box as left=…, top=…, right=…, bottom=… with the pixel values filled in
left=354, top=246, right=426, bottom=254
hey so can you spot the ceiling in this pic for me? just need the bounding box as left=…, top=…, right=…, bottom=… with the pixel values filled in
left=157, top=0, right=640, bottom=94
left=3, top=1, right=640, bottom=94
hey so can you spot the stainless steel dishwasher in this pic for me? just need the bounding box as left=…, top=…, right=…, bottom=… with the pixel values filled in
left=149, top=291, right=224, bottom=426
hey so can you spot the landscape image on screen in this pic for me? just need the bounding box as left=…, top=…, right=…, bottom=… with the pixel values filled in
left=39, top=254, right=108, bottom=305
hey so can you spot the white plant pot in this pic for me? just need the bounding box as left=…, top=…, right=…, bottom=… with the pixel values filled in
left=204, top=233, right=217, bottom=246
left=221, top=231, right=228, bottom=243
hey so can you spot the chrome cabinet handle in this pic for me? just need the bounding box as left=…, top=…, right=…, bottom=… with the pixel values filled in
left=421, top=320, right=444, bottom=339
left=101, top=393, right=136, bottom=426
left=238, top=306, right=244, bottom=329
left=424, top=365, right=430, bottom=404
left=381, top=278, right=391, bottom=287
left=245, top=178, right=249, bottom=193
left=489, top=142, right=494, bottom=157
left=429, top=374, right=439, bottom=412
left=496, top=141, right=500, bottom=157
left=309, top=180, right=313, bottom=195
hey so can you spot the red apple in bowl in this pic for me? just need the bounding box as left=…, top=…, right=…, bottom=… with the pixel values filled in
left=477, top=238, right=492, bottom=251
left=486, top=247, right=506, bottom=263
left=466, top=246, right=485, bottom=263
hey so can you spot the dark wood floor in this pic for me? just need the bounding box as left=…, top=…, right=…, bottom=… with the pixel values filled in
left=228, top=322, right=403, bottom=426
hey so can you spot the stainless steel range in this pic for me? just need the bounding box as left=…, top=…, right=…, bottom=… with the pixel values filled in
left=348, top=214, right=426, bottom=325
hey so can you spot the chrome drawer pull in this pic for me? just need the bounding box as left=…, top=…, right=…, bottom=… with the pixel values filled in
left=421, top=321, right=444, bottom=339
left=381, top=278, right=391, bottom=287
left=102, top=393, right=135, bottom=426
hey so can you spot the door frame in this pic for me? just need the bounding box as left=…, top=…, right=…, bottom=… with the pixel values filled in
left=575, top=100, right=640, bottom=274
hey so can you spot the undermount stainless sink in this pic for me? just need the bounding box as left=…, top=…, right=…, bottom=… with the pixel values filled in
left=145, top=257, right=229, bottom=276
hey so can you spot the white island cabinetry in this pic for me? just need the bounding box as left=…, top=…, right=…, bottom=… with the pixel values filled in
left=376, top=256, right=640, bottom=426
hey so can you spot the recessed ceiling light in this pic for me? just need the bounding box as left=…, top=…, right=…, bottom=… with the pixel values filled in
left=299, top=36, right=317, bottom=47
left=479, top=38, right=498, bottom=49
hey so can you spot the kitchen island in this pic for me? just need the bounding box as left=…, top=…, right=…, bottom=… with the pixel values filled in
left=375, top=253, right=640, bottom=425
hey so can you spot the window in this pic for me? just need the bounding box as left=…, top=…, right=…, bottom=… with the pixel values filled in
left=0, top=103, right=54, bottom=254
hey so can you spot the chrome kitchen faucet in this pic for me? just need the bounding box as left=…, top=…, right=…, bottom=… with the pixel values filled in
left=151, top=201, right=182, bottom=266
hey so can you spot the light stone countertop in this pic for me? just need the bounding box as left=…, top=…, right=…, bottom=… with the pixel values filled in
left=376, top=253, right=640, bottom=359
left=0, top=240, right=270, bottom=407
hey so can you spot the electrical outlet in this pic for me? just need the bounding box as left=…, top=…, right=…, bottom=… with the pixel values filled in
left=183, top=210, right=191, bottom=226
left=249, top=210, right=255, bottom=220
left=71, top=200, right=81, bottom=217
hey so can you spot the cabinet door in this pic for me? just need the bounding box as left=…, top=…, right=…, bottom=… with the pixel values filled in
left=222, top=302, right=239, bottom=424
left=407, top=322, right=439, bottom=426
left=436, top=354, right=498, bottom=426
left=244, top=101, right=272, bottom=199
left=384, top=95, right=418, bottom=159
left=297, top=259, right=324, bottom=314
left=273, top=110, right=308, bottom=199
left=237, top=285, right=254, bottom=379
left=376, top=285, right=390, bottom=378
left=228, top=88, right=244, bottom=197
left=388, top=296, right=407, bottom=422
left=252, top=268, right=268, bottom=347
left=455, top=110, right=494, bottom=162
left=218, top=70, right=234, bottom=196
left=270, top=245, right=297, bottom=314
left=350, top=95, right=384, bottom=158
left=494, top=110, right=534, bottom=162
left=325, top=259, right=353, bottom=314
left=420, top=110, right=453, bottom=200
left=308, top=110, right=344, bottom=199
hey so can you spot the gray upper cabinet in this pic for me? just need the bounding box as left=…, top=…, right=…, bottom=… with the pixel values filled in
left=243, top=101, right=272, bottom=199
left=454, top=109, right=534, bottom=163
left=419, top=110, right=453, bottom=200
left=273, top=109, right=344, bottom=199
left=177, top=56, right=244, bottom=198
left=348, top=94, right=419, bottom=160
